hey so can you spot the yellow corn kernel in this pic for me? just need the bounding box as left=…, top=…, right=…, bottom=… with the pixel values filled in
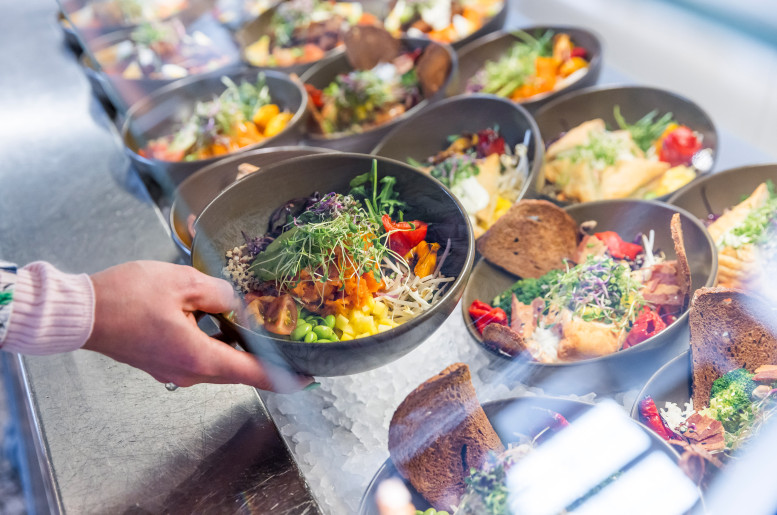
left=264, top=112, right=293, bottom=138
left=252, top=104, right=280, bottom=130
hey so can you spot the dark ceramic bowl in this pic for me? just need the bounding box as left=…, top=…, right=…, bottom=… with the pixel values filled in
left=80, top=17, right=241, bottom=112
left=360, top=396, right=694, bottom=515
left=191, top=153, right=475, bottom=376
left=461, top=200, right=717, bottom=394
left=371, top=94, right=543, bottom=213
left=121, top=65, right=308, bottom=189
left=170, top=146, right=335, bottom=258
left=630, top=350, right=691, bottom=421
left=300, top=37, right=457, bottom=153
left=447, top=26, right=603, bottom=112
left=533, top=85, right=719, bottom=205
left=58, top=10, right=83, bottom=55
left=668, top=164, right=777, bottom=223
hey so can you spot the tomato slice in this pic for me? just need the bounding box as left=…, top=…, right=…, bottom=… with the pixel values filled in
left=263, top=294, right=298, bottom=335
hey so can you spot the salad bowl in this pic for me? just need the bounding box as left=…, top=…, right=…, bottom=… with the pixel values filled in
left=461, top=200, right=717, bottom=394
left=300, top=36, right=457, bottom=153
left=360, top=396, right=695, bottom=515
left=447, top=26, right=603, bottom=112
left=121, top=65, right=308, bottom=188
left=170, top=146, right=335, bottom=258
left=630, top=351, right=691, bottom=421
left=532, top=85, right=719, bottom=206
left=191, top=153, right=475, bottom=376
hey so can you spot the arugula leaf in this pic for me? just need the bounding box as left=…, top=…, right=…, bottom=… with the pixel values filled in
left=349, top=160, right=408, bottom=226
left=613, top=105, right=674, bottom=153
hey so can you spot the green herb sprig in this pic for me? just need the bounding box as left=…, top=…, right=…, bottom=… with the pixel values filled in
left=613, top=105, right=674, bottom=154
left=349, top=160, right=407, bottom=225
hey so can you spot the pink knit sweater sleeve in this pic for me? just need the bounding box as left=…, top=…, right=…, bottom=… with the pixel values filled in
left=0, top=261, right=95, bottom=355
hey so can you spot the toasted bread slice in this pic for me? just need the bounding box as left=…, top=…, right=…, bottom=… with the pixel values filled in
left=477, top=200, right=578, bottom=279
left=670, top=213, right=692, bottom=311
left=689, top=287, right=777, bottom=408
left=388, top=363, right=504, bottom=512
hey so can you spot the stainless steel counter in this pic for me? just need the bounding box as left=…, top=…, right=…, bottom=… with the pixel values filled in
left=1, top=1, right=775, bottom=514
left=0, top=1, right=318, bottom=513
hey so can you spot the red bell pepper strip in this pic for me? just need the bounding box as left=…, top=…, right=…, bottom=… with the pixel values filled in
left=476, top=128, right=506, bottom=157
left=304, top=84, right=324, bottom=109
left=468, top=300, right=508, bottom=334
left=624, top=308, right=667, bottom=349
left=570, top=46, right=587, bottom=59
left=638, top=396, right=679, bottom=441
left=381, top=215, right=428, bottom=257
left=659, top=126, right=702, bottom=167
left=594, top=231, right=643, bottom=260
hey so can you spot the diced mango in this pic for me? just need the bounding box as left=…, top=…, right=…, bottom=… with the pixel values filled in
left=252, top=104, right=280, bottom=130
left=371, top=300, right=388, bottom=318
left=264, top=112, right=293, bottom=138
left=335, top=314, right=350, bottom=331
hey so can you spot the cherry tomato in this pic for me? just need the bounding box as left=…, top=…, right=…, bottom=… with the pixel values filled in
left=263, top=294, right=298, bottom=335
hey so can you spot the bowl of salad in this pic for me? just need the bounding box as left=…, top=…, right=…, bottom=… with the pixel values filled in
left=191, top=153, right=475, bottom=376
left=170, top=145, right=335, bottom=258
left=234, top=0, right=382, bottom=75
left=122, top=66, right=308, bottom=187
left=447, top=26, right=602, bottom=112
left=301, top=33, right=457, bottom=152
left=383, top=0, right=508, bottom=49
left=462, top=199, right=717, bottom=394
left=372, top=94, right=543, bottom=238
left=533, top=85, right=719, bottom=205
left=81, top=17, right=240, bottom=111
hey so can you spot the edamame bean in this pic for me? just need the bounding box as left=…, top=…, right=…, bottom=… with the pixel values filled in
left=290, top=323, right=312, bottom=341
left=324, top=314, right=336, bottom=328
left=303, top=331, right=317, bottom=343
left=313, top=325, right=335, bottom=340
left=316, top=338, right=332, bottom=343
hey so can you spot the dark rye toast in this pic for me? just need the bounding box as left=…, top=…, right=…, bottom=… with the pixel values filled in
left=476, top=200, right=579, bottom=279
left=670, top=213, right=692, bottom=311
left=388, top=363, right=504, bottom=512
left=690, top=287, right=777, bottom=408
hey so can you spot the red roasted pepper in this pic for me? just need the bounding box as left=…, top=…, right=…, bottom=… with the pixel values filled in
left=624, top=307, right=667, bottom=349
left=594, top=231, right=643, bottom=260
left=382, top=215, right=428, bottom=257
left=468, top=300, right=508, bottom=334
left=570, top=46, right=587, bottom=58
left=476, top=128, right=506, bottom=157
left=638, top=396, right=678, bottom=441
left=304, top=84, right=324, bottom=109
left=659, top=125, right=702, bottom=167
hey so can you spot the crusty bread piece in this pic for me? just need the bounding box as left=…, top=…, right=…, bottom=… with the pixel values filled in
left=388, top=363, right=504, bottom=512
left=690, top=287, right=777, bottom=408
left=670, top=213, right=692, bottom=311
left=483, top=323, right=528, bottom=357
left=476, top=200, right=578, bottom=279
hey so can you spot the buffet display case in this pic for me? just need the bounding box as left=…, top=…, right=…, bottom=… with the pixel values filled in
left=3, top=0, right=777, bottom=513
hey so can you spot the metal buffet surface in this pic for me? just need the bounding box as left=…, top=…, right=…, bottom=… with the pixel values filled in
left=0, top=0, right=774, bottom=514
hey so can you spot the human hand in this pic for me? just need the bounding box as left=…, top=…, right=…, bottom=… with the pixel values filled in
left=83, top=261, right=313, bottom=393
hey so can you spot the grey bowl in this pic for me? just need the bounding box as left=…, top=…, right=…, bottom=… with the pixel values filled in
left=300, top=37, right=457, bottom=153
left=630, top=350, right=691, bottom=421
left=447, top=26, right=603, bottom=112
left=121, top=65, right=308, bottom=188
left=359, top=396, right=688, bottom=515
left=461, top=200, right=717, bottom=394
left=668, top=164, right=777, bottom=223
left=191, top=153, right=475, bottom=376
left=80, top=18, right=241, bottom=112
left=371, top=94, right=543, bottom=209
left=532, top=85, right=719, bottom=205
left=170, top=146, right=335, bottom=258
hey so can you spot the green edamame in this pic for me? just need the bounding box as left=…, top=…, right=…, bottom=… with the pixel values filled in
left=303, top=331, right=318, bottom=343
left=291, top=323, right=312, bottom=341
left=324, top=314, right=336, bottom=328
left=313, top=325, right=335, bottom=340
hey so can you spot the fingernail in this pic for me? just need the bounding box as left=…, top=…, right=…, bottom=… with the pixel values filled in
left=303, top=381, right=321, bottom=391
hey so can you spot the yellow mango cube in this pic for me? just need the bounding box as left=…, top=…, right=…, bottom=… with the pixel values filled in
left=371, top=300, right=388, bottom=318
left=335, top=314, right=350, bottom=331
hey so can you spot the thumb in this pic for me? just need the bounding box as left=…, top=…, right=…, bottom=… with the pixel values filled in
left=182, top=268, right=240, bottom=314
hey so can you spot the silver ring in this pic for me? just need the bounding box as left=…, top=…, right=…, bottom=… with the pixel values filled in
left=165, top=382, right=179, bottom=391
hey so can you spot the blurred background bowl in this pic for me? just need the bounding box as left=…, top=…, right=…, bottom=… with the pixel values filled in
left=668, top=164, right=777, bottom=221
left=461, top=200, right=717, bottom=394
left=80, top=17, right=241, bottom=112
left=359, top=396, right=690, bottom=515
left=532, top=85, right=719, bottom=205
left=170, top=146, right=335, bottom=258
left=191, top=153, right=475, bottom=376
left=121, top=65, right=308, bottom=189
left=300, top=37, right=457, bottom=153
left=447, top=26, right=603, bottom=112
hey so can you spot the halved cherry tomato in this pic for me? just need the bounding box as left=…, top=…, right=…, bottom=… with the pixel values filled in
left=263, top=294, right=298, bottom=335
left=659, top=126, right=702, bottom=167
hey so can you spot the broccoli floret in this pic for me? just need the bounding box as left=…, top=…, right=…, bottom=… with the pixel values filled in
left=707, top=368, right=757, bottom=433
left=492, top=269, right=562, bottom=317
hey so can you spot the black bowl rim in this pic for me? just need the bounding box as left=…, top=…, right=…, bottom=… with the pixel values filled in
left=299, top=36, right=458, bottom=142
left=666, top=163, right=777, bottom=206
left=191, top=152, right=476, bottom=353
left=358, top=394, right=683, bottom=515
left=461, top=198, right=718, bottom=368
left=120, top=66, right=309, bottom=167
left=452, top=24, right=604, bottom=105
left=370, top=92, right=544, bottom=207
left=169, top=145, right=337, bottom=256
left=629, top=349, right=690, bottom=419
